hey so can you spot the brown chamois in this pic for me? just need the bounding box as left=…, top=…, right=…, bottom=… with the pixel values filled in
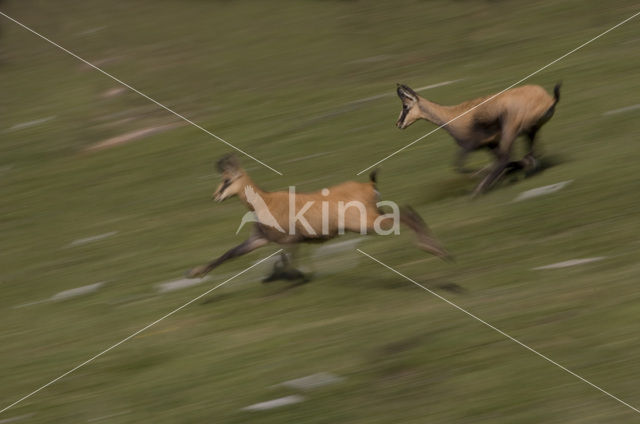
left=187, top=154, right=451, bottom=282
left=396, top=83, right=561, bottom=195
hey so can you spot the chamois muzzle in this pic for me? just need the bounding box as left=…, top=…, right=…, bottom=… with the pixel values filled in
left=396, top=83, right=418, bottom=130
left=212, top=154, right=243, bottom=202
left=396, top=108, right=409, bottom=129
left=213, top=179, right=231, bottom=202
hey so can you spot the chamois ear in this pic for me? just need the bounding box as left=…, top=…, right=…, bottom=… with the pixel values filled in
left=216, top=153, right=242, bottom=175
left=397, top=83, right=418, bottom=102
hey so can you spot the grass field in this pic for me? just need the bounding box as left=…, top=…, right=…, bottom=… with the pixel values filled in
left=1, top=1, right=640, bottom=422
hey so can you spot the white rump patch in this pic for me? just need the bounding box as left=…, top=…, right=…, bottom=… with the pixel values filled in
left=275, top=372, right=344, bottom=391
left=513, top=180, right=572, bottom=202
left=532, top=257, right=605, bottom=270
left=242, top=395, right=305, bottom=411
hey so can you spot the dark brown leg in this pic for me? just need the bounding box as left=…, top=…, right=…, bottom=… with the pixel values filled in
left=187, top=232, right=269, bottom=279
left=473, top=154, right=510, bottom=196
left=504, top=127, right=540, bottom=176
left=472, top=126, right=519, bottom=196
left=454, top=148, right=474, bottom=174
left=400, top=206, right=453, bottom=261
left=523, top=127, right=540, bottom=173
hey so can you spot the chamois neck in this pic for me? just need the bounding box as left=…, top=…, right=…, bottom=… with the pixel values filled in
left=236, top=174, right=265, bottom=211
left=417, top=97, right=454, bottom=127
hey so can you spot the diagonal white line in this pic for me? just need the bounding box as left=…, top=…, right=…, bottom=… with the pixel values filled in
left=356, top=10, right=640, bottom=175
left=0, top=11, right=283, bottom=176
left=0, top=249, right=283, bottom=415
left=357, top=249, right=640, bottom=414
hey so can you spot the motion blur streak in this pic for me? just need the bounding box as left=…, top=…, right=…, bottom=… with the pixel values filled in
left=357, top=249, right=640, bottom=415
left=356, top=9, right=640, bottom=175
left=3, top=1, right=640, bottom=422
left=0, top=250, right=282, bottom=415
left=0, top=11, right=283, bottom=175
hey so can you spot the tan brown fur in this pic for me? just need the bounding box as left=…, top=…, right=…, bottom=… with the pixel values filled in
left=187, top=155, right=450, bottom=280
left=397, top=83, right=560, bottom=195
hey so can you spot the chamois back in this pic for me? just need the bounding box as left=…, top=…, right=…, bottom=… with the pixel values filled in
left=259, top=179, right=380, bottom=238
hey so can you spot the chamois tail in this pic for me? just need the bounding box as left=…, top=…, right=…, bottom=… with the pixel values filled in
left=539, top=82, right=561, bottom=124
left=369, top=169, right=379, bottom=185
left=553, top=82, right=561, bottom=104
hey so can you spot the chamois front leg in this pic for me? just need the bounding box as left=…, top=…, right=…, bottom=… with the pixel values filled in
left=472, top=126, right=518, bottom=196
left=504, top=129, right=540, bottom=176
left=455, top=147, right=493, bottom=177
left=186, top=233, right=269, bottom=279
left=454, top=147, right=491, bottom=175
left=472, top=153, right=510, bottom=197
left=454, top=148, right=474, bottom=174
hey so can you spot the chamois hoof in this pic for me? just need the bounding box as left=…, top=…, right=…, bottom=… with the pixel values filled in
left=470, top=186, right=484, bottom=199
left=289, top=269, right=311, bottom=284
left=471, top=164, right=492, bottom=179
left=262, top=268, right=310, bottom=284
left=524, top=157, right=540, bottom=177
left=262, top=273, right=279, bottom=283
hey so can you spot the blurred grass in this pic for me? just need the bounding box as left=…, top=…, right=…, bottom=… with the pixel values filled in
left=1, top=0, right=640, bottom=422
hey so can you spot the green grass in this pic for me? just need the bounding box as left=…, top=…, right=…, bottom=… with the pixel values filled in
left=1, top=0, right=640, bottom=422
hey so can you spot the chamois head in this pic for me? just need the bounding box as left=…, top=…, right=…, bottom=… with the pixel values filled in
left=213, top=154, right=245, bottom=202
left=396, top=84, right=420, bottom=129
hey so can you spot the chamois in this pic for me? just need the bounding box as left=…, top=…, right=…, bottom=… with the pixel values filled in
left=186, top=154, right=451, bottom=281
left=396, top=83, right=560, bottom=195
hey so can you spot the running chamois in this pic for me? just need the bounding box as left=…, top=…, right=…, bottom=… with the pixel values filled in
left=396, top=83, right=560, bottom=196
left=187, top=154, right=451, bottom=282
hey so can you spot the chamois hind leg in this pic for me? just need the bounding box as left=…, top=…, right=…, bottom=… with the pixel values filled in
left=400, top=206, right=452, bottom=261
left=523, top=127, right=540, bottom=172
left=454, top=148, right=476, bottom=174
left=473, top=153, right=510, bottom=196
left=506, top=127, right=540, bottom=175
left=186, top=231, right=269, bottom=279
left=373, top=207, right=451, bottom=260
